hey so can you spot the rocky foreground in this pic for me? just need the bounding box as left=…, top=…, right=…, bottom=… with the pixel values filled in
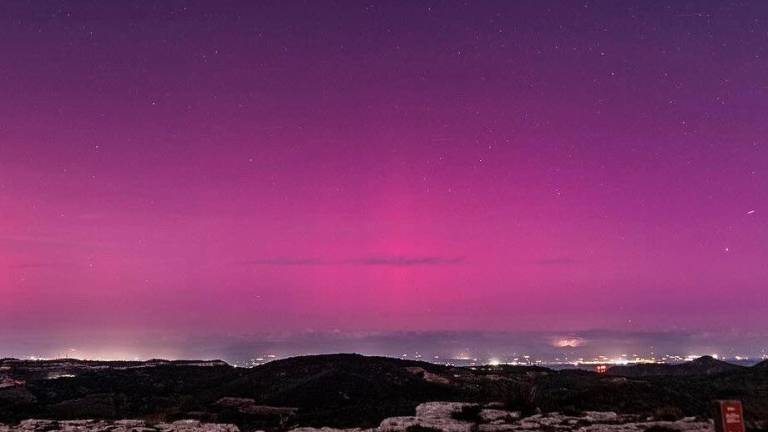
left=0, top=402, right=715, bottom=432
left=4, top=355, right=766, bottom=430
left=292, top=402, right=714, bottom=432
left=0, top=420, right=238, bottom=432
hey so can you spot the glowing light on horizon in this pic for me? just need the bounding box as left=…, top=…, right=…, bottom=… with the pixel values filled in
left=552, top=337, right=586, bottom=348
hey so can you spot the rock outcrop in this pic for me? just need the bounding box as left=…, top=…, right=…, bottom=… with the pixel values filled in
left=0, top=402, right=717, bottom=432
left=287, top=401, right=714, bottom=432
left=0, top=420, right=239, bottom=432
left=213, top=397, right=297, bottom=420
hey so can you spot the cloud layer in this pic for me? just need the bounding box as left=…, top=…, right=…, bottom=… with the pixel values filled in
left=244, top=255, right=465, bottom=266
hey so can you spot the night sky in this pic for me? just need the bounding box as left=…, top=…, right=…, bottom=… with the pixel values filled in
left=1, top=1, right=767, bottom=360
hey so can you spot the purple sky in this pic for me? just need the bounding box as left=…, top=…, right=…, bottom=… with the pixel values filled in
left=1, top=1, right=767, bottom=359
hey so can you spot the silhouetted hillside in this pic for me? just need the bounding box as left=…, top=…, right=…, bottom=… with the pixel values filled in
left=2, top=354, right=768, bottom=430
left=607, top=356, right=744, bottom=377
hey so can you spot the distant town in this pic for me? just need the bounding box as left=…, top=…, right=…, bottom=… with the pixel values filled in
left=229, top=351, right=767, bottom=370
left=8, top=348, right=767, bottom=373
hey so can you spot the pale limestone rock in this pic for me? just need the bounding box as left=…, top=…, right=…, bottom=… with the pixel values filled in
left=290, top=428, right=362, bottom=432
left=198, top=424, right=239, bottom=432
left=18, top=420, right=56, bottom=431
left=577, top=420, right=713, bottom=432
left=480, top=409, right=517, bottom=423
left=156, top=420, right=240, bottom=432
left=479, top=424, right=522, bottom=432
left=0, top=408, right=716, bottom=432
left=1, top=420, right=240, bottom=432
left=380, top=416, right=474, bottom=432
left=378, top=416, right=419, bottom=432
left=415, top=402, right=475, bottom=419
left=582, top=412, right=619, bottom=423
left=113, top=421, right=146, bottom=428
left=58, top=420, right=107, bottom=432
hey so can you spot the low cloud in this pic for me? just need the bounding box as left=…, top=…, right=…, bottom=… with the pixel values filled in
left=354, top=256, right=465, bottom=266
left=535, top=257, right=576, bottom=266
left=243, top=255, right=465, bottom=267
left=7, top=262, right=61, bottom=269
left=243, top=258, right=327, bottom=266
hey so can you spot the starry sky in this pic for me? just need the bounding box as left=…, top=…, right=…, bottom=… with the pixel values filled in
left=1, top=1, right=767, bottom=359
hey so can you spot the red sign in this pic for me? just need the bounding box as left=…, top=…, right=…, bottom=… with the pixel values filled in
left=712, top=400, right=745, bottom=432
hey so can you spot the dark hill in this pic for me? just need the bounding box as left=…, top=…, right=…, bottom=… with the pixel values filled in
left=212, top=354, right=463, bottom=427
left=607, top=356, right=744, bottom=377
left=2, top=354, right=768, bottom=430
